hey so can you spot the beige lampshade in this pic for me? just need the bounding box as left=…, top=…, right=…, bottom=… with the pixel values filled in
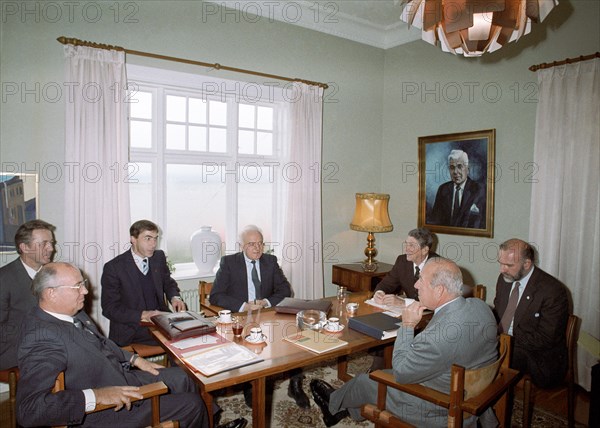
left=400, top=0, right=559, bottom=57
left=350, top=193, right=394, bottom=233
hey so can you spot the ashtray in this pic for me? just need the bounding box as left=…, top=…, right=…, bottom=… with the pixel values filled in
left=296, top=309, right=327, bottom=331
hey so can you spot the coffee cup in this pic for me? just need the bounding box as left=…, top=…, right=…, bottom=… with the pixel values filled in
left=249, top=327, right=263, bottom=342
left=346, top=302, right=359, bottom=314
left=327, top=317, right=340, bottom=330
left=218, top=310, right=232, bottom=323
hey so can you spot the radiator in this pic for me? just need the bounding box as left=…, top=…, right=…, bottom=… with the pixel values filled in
left=180, top=288, right=201, bottom=313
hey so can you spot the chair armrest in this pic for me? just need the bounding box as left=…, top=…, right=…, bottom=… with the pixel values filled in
left=460, top=368, right=520, bottom=414
left=200, top=302, right=224, bottom=316
left=91, top=381, right=169, bottom=413
left=368, top=371, right=451, bottom=408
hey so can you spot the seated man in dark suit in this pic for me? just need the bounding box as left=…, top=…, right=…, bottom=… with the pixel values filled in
left=493, top=238, right=569, bottom=388
left=211, top=225, right=292, bottom=312
left=17, top=262, right=207, bottom=428
left=373, top=227, right=437, bottom=304
left=101, top=220, right=186, bottom=346
left=311, top=257, right=498, bottom=427
left=210, top=225, right=304, bottom=408
left=0, top=219, right=56, bottom=370
left=429, top=149, right=486, bottom=229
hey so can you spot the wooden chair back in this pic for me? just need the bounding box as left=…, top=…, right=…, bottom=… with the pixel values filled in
left=0, top=367, right=19, bottom=428
left=198, top=280, right=224, bottom=315
left=473, top=284, right=486, bottom=301
left=361, top=334, right=519, bottom=428
left=51, top=371, right=178, bottom=428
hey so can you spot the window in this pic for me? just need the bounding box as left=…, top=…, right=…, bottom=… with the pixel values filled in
left=127, top=65, right=287, bottom=271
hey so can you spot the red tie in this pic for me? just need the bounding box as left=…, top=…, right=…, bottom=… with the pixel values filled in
left=499, top=282, right=521, bottom=334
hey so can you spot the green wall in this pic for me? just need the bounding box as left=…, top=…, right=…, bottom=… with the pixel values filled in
left=1, top=0, right=598, bottom=299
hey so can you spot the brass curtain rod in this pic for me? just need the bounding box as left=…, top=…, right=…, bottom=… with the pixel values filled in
left=57, top=36, right=328, bottom=89
left=529, top=52, right=600, bottom=72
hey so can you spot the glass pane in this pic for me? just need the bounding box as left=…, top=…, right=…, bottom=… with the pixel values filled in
left=209, top=128, right=227, bottom=153
left=257, top=132, right=273, bottom=155
left=209, top=100, right=227, bottom=126
left=257, top=106, right=273, bottom=130
left=130, top=91, right=152, bottom=119
left=129, top=162, right=153, bottom=223
left=238, top=130, right=254, bottom=154
left=238, top=104, right=255, bottom=128
left=238, top=165, right=273, bottom=244
left=130, top=120, right=152, bottom=149
left=189, top=98, right=207, bottom=125
left=189, top=126, right=207, bottom=151
left=166, top=95, right=186, bottom=122
left=166, top=164, right=226, bottom=263
left=166, top=124, right=186, bottom=150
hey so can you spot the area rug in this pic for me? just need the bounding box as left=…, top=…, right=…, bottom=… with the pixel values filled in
left=215, top=353, right=579, bottom=427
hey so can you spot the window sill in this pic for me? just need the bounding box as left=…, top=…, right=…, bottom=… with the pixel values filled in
left=171, top=262, right=216, bottom=281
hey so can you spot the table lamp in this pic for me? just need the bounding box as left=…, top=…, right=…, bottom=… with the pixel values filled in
left=350, top=193, right=393, bottom=272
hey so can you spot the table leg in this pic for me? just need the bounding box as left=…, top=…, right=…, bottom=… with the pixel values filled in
left=383, top=345, right=393, bottom=368
left=201, top=389, right=214, bottom=428
left=252, top=377, right=266, bottom=428
left=337, top=355, right=352, bottom=381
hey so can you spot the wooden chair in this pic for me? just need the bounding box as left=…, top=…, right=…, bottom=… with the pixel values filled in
left=473, top=284, right=486, bottom=300
left=0, top=367, right=19, bottom=428
left=522, top=314, right=579, bottom=428
left=52, top=372, right=178, bottom=428
left=361, top=334, right=519, bottom=428
left=198, top=280, right=224, bottom=316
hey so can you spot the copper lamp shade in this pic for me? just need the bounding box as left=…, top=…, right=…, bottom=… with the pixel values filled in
left=350, top=193, right=393, bottom=272
left=400, top=0, right=559, bottom=57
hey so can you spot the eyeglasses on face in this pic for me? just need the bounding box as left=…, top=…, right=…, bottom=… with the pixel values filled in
left=245, top=241, right=264, bottom=248
left=51, top=279, right=89, bottom=291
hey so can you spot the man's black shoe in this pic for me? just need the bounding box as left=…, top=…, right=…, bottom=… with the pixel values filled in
left=216, top=417, right=248, bottom=428
left=288, top=375, right=310, bottom=409
left=243, top=386, right=252, bottom=407
left=309, top=379, right=349, bottom=427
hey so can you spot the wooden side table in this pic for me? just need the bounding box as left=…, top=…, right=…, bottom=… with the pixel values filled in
left=332, top=262, right=393, bottom=292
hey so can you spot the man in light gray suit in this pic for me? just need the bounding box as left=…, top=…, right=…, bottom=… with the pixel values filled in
left=0, top=219, right=56, bottom=370
left=311, top=257, right=498, bottom=427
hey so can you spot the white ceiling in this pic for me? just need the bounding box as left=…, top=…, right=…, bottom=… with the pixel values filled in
left=205, top=1, right=423, bottom=49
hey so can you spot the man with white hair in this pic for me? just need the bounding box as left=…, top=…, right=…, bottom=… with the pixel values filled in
left=429, top=149, right=486, bottom=228
left=311, top=257, right=498, bottom=427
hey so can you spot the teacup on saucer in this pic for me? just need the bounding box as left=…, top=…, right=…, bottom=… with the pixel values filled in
left=244, top=333, right=266, bottom=343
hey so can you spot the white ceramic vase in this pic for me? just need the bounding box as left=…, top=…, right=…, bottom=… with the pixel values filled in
left=190, top=226, right=222, bottom=275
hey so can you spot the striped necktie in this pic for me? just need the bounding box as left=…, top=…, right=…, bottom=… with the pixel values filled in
left=499, top=282, right=521, bottom=334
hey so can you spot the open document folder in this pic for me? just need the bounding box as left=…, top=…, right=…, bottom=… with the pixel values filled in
left=181, top=342, right=263, bottom=376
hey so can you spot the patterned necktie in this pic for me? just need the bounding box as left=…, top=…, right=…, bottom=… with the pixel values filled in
left=414, top=266, right=420, bottom=281
left=499, top=282, right=521, bottom=334
left=251, top=260, right=261, bottom=300
left=142, top=258, right=149, bottom=275
left=451, top=185, right=461, bottom=222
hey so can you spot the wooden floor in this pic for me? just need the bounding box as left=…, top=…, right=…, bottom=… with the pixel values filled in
left=0, top=382, right=592, bottom=427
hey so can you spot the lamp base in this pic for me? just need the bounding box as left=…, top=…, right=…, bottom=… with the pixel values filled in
left=362, top=261, right=378, bottom=272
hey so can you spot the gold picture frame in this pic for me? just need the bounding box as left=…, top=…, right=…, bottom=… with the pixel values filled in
left=418, top=129, right=495, bottom=238
left=1, top=173, right=39, bottom=252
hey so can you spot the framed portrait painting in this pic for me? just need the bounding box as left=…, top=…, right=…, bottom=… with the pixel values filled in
left=1, top=173, right=39, bottom=252
left=418, top=129, right=495, bottom=238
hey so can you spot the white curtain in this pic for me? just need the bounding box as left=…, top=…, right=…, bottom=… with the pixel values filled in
left=63, top=45, right=131, bottom=334
left=529, top=58, right=599, bottom=390
left=281, top=83, right=325, bottom=299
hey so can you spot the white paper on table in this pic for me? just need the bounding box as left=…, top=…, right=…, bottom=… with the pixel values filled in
left=364, top=298, right=415, bottom=316
left=172, top=335, right=221, bottom=350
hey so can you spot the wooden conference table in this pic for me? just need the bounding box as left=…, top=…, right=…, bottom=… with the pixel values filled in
left=151, top=292, right=426, bottom=428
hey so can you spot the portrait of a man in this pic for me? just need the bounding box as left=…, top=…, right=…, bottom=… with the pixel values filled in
left=419, top=129, right=495, bottom=237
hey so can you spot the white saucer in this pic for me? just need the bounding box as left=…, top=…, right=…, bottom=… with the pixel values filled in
left=244, top=334, right=267, bottom=344
left=323, top=324, right=345, bottom=333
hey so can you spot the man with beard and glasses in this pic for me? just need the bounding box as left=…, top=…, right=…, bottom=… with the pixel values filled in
left=493, top=238, right=569, bottom=388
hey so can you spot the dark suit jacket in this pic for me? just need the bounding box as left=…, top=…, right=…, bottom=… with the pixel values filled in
left=374, top=252, right=438, bottom=300
left=493, top=267, right=569, bottom=388
left=429, top=178, right=486, bottom=228
left=101, top=250, right=181, bottom=346
left=210, top=252, right=292, bottom=312
left=0, top=258, right=36, bottom=369
left=17, top=307, right=204, bottom=427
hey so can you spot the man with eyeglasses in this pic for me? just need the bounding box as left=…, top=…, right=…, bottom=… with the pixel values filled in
left=0, top=219, right=56, bottom=370
left=373, top=228, right=437, bottom=304
left=16, top=262, right=208, bottom=427
left=101, top=220, right=185, bottom=347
